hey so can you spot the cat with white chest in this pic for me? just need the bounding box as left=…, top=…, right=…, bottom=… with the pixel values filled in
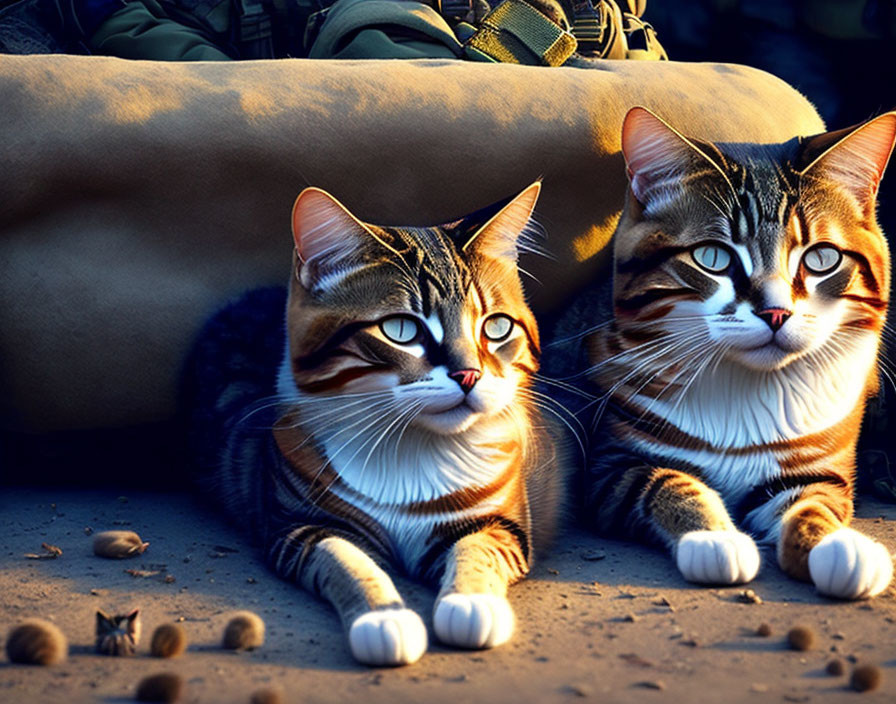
left=546, top=108, right=896, bottom=599
left=184, top=183, right=565, bottom=665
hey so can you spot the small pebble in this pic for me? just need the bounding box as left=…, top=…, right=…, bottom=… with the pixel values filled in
left=136, top=673, right=183, bottom=702
left=222, top=611, right=265, bottom=650
left=568, top=683, right=591, bottom=697
left=738, top=589, right=762, bottom=604
left=756, top=623, right=772, bottom=637
left=850, top=664, right=882, bottom=692
left=5, top=619, right=68, bottom=665
left=151, top=624, right=187, bottom=658
left=250, top=687, right=283, bottom=704
left=634, top=680, right=665, bottom=690
left=826, top=659, right=845, bottom=676
left=786, top=625, right=814, bottom=651
left=93, top=530, right=149, bottom=559
left=623, top=612, right=638, bottom=623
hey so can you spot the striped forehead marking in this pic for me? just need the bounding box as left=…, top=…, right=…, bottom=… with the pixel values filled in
left=390, top=227, right=471, bottom=315
left=724, top=156, right=802, bottom=272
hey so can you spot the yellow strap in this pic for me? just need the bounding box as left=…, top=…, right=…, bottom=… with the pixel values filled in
left=464, top=0, right=577, bottom=66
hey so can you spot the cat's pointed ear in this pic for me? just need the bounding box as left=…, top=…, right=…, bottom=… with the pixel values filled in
left=125, top=609, right=141, bottom=637
left=292, top=187, right=375, bottom=264
left=291, top=188, right=392, bottom=289
left=461, top=181, right=541, bottom=261
left=800, top=112, right=896, bottom=215
left=96, top=611, right=111, bottom=631
left=622, top=107, right=732, bottom=205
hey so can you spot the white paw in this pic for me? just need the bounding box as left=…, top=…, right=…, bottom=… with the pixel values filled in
left=348, top=608, right=427, bottom=666
left=808, top=528, right=893, bottom=599
left=676, top=530, right=761, bottom=585
left=433, top=593, right=514, bottom=649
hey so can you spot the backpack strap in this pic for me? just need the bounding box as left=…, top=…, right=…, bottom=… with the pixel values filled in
left=236, top=0, right=273, bottom=56
left=463, top=0, right=577, bottom=65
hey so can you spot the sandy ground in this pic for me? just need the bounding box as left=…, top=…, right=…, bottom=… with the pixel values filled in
left=1, top=489, right=894, bottom=704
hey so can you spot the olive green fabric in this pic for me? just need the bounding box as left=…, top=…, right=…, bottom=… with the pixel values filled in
left=89, top=0, right=234, bottom=60
left=87, top=0, right=581, bottom=63
left=308, top=0, right=464, bottom=59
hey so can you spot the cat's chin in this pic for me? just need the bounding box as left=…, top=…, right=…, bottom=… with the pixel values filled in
left=727, top=343, right=806, bottom=372
left=413, top=404, right=482, bottom=435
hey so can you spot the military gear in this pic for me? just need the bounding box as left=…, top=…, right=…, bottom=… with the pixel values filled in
left=1, top=0, right=667, bottom=64
left=463, top=0, right=577, bottom=66
left=570, top=0, right=666, bottom=60
left=620, top=3, right=666, bottom=60
left=308, top=0, right=464, bottom=60
left=88, top=0, right=233, bottom=59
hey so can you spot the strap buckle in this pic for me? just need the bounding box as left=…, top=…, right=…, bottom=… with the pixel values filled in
left=438, top=0, right=475, bottom=23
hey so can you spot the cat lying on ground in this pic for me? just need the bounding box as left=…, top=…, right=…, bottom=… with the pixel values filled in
left=546, top=108, right=896, bottom=600
left=183, top=183, right=566, bottom=665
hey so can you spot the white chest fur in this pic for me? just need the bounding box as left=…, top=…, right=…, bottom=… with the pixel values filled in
left=306, top=409, right=522, bottom=567
left=628, top=334, right=879, bottom=493
left=319, top=424, right=512, bottom=505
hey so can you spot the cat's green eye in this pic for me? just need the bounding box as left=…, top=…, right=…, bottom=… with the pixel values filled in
left=803, top=245, right=842, bottom=275
left=380, top=316, right=420, bottom=344
left=692, top=244, right=732, bottom=273
left=483, top=314, right=514, bottom=342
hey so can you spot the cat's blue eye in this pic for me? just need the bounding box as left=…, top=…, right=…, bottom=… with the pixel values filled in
left=380, top=316, right=420, bottom=344
left=692, top=244, right=732, bottom=273
left=483, top=314, right=514, bottom=342
left=803, top=245, right=842, bottom=275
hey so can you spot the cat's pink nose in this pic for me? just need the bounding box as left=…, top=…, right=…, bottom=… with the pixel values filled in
left=449, top=369, right=481, bottom=393
left=757, top=308, right=792, bottom=332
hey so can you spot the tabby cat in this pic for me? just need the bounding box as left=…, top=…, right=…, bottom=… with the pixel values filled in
left=547, top=107, right=895, bottom=599
left=184, top=183, right=564, bottom=666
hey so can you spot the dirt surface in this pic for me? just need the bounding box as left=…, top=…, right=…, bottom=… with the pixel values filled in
left=1, top=489, right=894, bottom=703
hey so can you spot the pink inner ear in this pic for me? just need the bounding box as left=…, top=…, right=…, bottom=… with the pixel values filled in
left=621, top=108, right=690, bottom=203
left=291, top=188, right=363, bottom=264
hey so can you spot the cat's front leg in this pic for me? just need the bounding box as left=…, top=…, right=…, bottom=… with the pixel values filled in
left=778, top=485, right=893, bottom=599
left=433, top=523, right=529, bottom=650
left=268, top=526, right=427, bottom=665
left=630, top=467, right=761, bottom=585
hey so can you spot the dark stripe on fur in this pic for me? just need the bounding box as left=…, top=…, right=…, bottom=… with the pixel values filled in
left=736, top=472, right=849, bottom=518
